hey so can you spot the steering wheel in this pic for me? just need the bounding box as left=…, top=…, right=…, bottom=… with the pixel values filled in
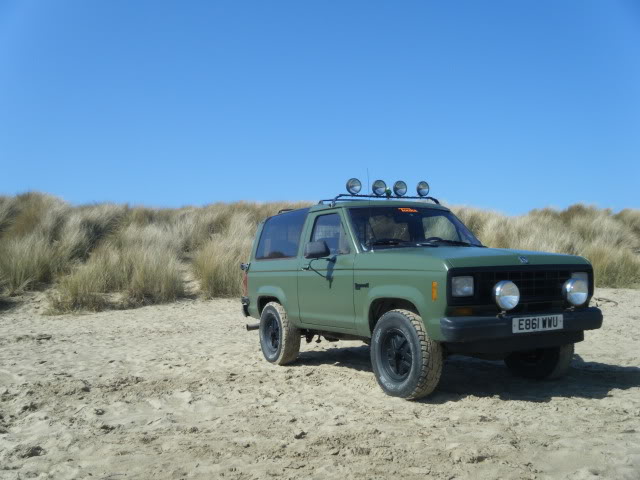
left=424, top=236, right=444, bottom=243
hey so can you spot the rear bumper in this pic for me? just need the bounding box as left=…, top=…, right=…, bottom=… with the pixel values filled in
left=241, top=296, right=250, bottom=317
left=440, top=307, right=603, bottom=354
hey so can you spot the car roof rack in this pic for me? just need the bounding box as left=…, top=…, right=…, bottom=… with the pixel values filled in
left=318, top=194, right=440, bottom=208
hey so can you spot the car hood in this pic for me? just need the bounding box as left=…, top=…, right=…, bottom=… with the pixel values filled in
left=427, top=246, right=589, bottom=269
left=358, top=246, right=590, bottom=271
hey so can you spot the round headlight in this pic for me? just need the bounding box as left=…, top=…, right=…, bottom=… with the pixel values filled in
left=393, top=180, right=408, bottom=197
left=563, top=278, right=588, bottom=306
left=416, top=181, right=430, bottom=197
left=346, top=178, right=362, bottom=195
left=372, top=180, right=387, bottom=196
left=494, top=280, right=520, bottom=311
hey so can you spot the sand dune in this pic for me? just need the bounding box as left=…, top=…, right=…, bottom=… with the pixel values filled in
left=1, top=289, right=639, bottom=479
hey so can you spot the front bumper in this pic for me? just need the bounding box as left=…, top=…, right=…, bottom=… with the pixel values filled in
left=440, top=307, right=603, bottom=354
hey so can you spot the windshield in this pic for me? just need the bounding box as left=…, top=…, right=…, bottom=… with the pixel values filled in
left=348, top=206, right=482, bottom=250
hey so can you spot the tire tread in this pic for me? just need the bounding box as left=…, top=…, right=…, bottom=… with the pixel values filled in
left=387, top=309, right=443, bottom=400
left=265, top=301, right=300, bottom=365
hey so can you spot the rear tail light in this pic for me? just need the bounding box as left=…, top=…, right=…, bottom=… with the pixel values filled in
left=240, top=263, right=250, bottom=297
left=242, top=271, right=248, bottom=297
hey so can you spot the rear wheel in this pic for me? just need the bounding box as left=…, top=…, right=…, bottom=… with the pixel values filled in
left=259, top=302, right=300, bottom=365
left=370, top=309, right=443, bottom=400
left=504, top=343, right=574, bottom=379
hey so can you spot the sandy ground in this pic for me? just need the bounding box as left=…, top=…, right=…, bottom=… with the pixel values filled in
left=0, top=289, right=639, bottom=480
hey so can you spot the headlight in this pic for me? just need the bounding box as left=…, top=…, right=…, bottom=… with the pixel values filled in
left=452, top=276, right=474, bottom=297
left=346, top=178, right=362, bottom=195
left=416, top=181, right=430, bottom=197
left=494, top=280, right=520, bottom=311
left=393, top=180, right=407, bottom=197
left=372, top=180, right=387, bottom=196
left=563, top=278, right=589, bottom=307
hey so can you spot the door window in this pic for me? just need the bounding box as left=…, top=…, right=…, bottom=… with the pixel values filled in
left=310, top=214, right=351, bottom=255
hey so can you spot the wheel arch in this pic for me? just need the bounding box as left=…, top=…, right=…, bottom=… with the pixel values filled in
left=368, top=297, right=420, bottom=334
left=255, top=283, right=291, bottom=314
left=257, top=295, right=281, bottom=314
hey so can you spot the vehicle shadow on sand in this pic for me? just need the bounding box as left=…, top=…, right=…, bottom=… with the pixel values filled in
left=295, top=346, right=640, bottom=402
left=428, top=354, right=640, bottom=403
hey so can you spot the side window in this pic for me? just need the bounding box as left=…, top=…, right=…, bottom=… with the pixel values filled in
left=310, top=214, right=351, bottom=255
left=255, top=209, right=308, bottom=260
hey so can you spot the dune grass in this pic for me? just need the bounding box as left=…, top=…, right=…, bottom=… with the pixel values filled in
left=0, top=192, right=637, bottom=313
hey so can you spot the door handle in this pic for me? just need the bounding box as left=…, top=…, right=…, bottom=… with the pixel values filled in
left=301, top=264, right=310, bottom=271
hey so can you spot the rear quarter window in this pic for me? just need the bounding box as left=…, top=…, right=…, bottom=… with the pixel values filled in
left=255, top=209, right=309, bottom=260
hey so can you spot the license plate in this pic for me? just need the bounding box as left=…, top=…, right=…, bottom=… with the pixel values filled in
left=512, top=314, right=563, bottom=334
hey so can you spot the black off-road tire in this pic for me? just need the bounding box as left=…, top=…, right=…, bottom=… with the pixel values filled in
left=370, top=309, right=443, bottom=400
left=504, top=343, right=574, bottom=380
left=259, top=302, right=301, bottom=365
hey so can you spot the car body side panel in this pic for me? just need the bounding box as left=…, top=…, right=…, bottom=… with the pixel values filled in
left=352, top=251, right=449, bottom=339
left=296, top=209, right=357, bottom=331
left=249, top=258, right=300, bottom=322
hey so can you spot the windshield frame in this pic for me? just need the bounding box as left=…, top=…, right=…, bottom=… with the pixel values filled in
left=346, top=205, right=483, bottom=251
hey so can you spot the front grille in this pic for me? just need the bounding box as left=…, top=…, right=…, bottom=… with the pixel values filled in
left=477, top=269, right=571, bottom=302
left=447, top=265, right=593, bottom=309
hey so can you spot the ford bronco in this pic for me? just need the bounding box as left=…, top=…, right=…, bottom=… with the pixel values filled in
left=240, top=179, right=603, bottom=400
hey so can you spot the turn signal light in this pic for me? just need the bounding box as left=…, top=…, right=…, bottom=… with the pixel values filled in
left=431, top=281, right=438, bottom=302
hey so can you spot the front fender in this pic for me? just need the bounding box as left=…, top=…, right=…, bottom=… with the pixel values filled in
left=355, top=270, right=448, bottom=338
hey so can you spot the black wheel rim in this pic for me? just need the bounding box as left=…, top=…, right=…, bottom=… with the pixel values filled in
left=263, top=313, right=280, bottom=355
left=380, top=328, right=413, bottom=381
left=518, top=349, right=545, bottom=365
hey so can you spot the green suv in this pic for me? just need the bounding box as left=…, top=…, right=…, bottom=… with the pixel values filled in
left=240, top=179, right=603, bottom=400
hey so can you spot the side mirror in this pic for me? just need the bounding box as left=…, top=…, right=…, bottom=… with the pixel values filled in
left=304, top=240, right=330, bottom=259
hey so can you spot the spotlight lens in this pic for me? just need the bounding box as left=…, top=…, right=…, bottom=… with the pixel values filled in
left=563, top=278, right=589, bottom=307
left=372, top=180, right=387, bottom=196
left=494, top=280, right=520, bottom=311
left=393, top=181, right=408, bottom=197
left=417, top=181, right=430, bottom=197
left=346, top=178, right=362, bottom=195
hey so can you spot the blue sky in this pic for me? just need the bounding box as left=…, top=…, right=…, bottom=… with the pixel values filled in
left=1, top=1, right=639, bottom=214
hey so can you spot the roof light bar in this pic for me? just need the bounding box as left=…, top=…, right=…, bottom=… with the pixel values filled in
left=318, top=178, right=439, bottom=206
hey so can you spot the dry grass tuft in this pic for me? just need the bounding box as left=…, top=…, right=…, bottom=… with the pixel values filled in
left=193, top=212, right=255, bottom=298
left=0, top=233, right=57, bottom=293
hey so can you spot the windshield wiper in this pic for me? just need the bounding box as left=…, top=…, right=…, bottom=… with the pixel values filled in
left=418, top=239, right=483, bottom=247
left=366, top=239, right=414, bottom=247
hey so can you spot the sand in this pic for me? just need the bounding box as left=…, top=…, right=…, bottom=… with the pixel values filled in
left=1, top=288, right=639, bottom=479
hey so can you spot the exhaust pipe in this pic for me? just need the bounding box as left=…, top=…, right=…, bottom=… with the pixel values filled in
left=246, top=323, right=260, bottom=331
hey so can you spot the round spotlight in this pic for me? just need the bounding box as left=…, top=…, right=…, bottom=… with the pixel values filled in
left=416, top=181, right=430, bottom=197
left=494, top=280, right=520, bottom=311
left=393, top=180, right=408, bottom=197
left=372, top=180, right=387, bottom=196
left=563, top=278, right=589, bottom=307
left=346, top=178, right=362, bottom=195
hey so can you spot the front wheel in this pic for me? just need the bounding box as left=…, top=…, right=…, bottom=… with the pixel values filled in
left=504, top=343, right=574, bottom=379
left=259, top=302, right=300, bottom=365
left=370, top=309, right=443, bottom=400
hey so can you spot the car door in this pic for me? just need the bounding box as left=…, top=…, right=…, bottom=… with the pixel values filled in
left=297, top=211, right=356, bottom=331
